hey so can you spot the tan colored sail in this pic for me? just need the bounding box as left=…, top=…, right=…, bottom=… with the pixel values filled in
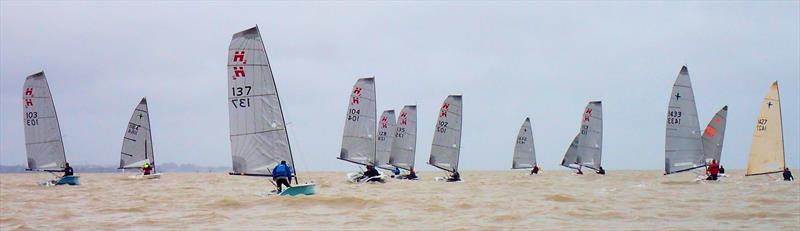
left=746, top=81, right=785, bottom=176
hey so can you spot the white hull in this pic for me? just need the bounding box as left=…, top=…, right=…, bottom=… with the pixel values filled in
left=346, top=171, right=387, bottom=183
left=128, top=173, right=162, bottom=180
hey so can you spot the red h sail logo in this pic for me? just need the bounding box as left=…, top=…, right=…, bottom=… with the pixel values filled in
left=440, top=103, right=450, bottom=117
left=24, top=88, right=33, bottom=108
left=351, top=87, right=362, bottom=105
left=233, top=51, right=247, bottom=64
left=380, top=116, right=388, bottom=128
left=231, top=50, right=247, bottom=80
left=583, top=108, right=593, bottom=122
left=399, top=112, right=408, bottom=125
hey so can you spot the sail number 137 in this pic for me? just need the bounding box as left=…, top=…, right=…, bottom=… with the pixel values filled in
left=231, top=86, right=252, bottom=108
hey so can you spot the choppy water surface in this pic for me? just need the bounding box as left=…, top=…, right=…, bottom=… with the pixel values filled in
left=1, top=170, right=798, bottom=230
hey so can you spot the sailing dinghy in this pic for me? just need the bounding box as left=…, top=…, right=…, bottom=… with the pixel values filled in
left=746, top=82, right=786, bottom=178
left=227, top=26, right=315, bottom=196
left=560, top=101, right=603, bottom=174
left=338, top=77, right=387, bottom=183
left=664, top=66, right=707, bottom=176
left=701, top=106, right=728, bottom=176
left=376, top=109, right=397, bottom=171
left=512, top=117, right=538, bottom=174
left=429, top=95, right=464, bottom=182
left=119, top=97, right=161, bottom=180
left=389, top=105, right=419, bottom=180
left=23, top=71, right=79, bottom=185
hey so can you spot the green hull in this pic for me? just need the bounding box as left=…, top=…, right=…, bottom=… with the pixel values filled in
left=55, top=176, right=80, bottom=185
left=279, top=183, right=316, bottom=196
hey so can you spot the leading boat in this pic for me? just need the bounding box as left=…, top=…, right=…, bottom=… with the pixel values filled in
left=338, top=77, right=387, bottom=183
left=227, top=26, right=314, bottom=196
left=664, top=66, right=706, bottom=175
left=560, top=101, right=603, bottom=174
left=746, top=82, right=786, bottom=178
left=23, top=71, right=79, bottom=186
left=119, top=97, right=161, bottom=180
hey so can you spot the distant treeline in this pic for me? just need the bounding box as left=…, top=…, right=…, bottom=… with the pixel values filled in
left=0, top=163, right=230, bottom=173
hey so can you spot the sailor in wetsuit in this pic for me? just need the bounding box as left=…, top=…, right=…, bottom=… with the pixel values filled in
left=596, top=166, right=606, bottom=175
left=784, top=168, right=794, bottom=181
left=272, top=161, right=293, bottom=192
left=63, top=163, right=74, bottom=177
left=706, top=159, right=720, bottom=181
left=530, top=165, right=540, bottom=175
left=361, top=165, right=381, bottom=182
left=446, top=171, right=461, bottom=182
left=397, top=167, right=419, bottom=180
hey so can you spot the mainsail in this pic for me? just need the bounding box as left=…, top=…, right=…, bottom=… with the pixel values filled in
left=512, top=117, right=536, bottom=169
left=338, top=77, right=377, bottom=166
left=227, top=26, right=295, bottom=176
left=560, top=101, right=603, bottom=170
left=429, top=95, right=463, bottom=173
left=375, top=110, right=396, bottom=170
left=119, top=98, right=155, bottom=171
left=701, top=106, right=728, bottom=164
left=389, top=105, right=417, bottom=170
left=23, top=71, right=67, bottom=171
left=664, top=66, right=705, bottom=175
left=746, top=82, right=785, bottom=176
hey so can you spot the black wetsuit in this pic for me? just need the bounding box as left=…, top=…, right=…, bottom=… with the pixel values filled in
left=447, top=172, right=461, bottom=182
left=784, top=170, right=794, bottom=181
left=596, top=168, right=605, bottom=175
left=531, top=166, right=540, bottom=175
left=63, top=166, right=74, bottom=177
left=719, top=166, right=725, bottom=174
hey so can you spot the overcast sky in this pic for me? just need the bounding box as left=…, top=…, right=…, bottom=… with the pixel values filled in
left=1, top=2, right=798, bottom=172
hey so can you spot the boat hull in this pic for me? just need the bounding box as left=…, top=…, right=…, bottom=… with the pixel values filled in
left=347, top=172, right=387, bottom=183
left=128, top=173, right=162, bottom=180
left=279, top=183, right=316, bottom=196
left=55, top=176, right=80, bottom=185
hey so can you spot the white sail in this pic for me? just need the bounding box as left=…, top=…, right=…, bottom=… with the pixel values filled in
left=22, top=71, right=67, bottom=171
left=339, top=77, right=377, bottom=166
left=228, top=26, right=295, bottom=176
left=389, top=105, right=417, bottom=170
left=429, top=95, right=463, bottom=173
left=701, top=106, right=728, bottom=164
left=512, top=117, right=536, bottom=169
left=561, top=101, right=603, bottom=170
left=119, top=98, right=155, bottom=170
left=747, top=82, right=785, bottom=176
left=664, top=66, right=705, bottom=175
left=375, top=110, right=396, bottom=170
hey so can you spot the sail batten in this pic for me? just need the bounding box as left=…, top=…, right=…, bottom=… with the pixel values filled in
left=227, top=26, right=295, bottom=176
left=512, top=117, right=536, bottom=169
left=389, top=105, right=417, bottom=170
left=746, top=82, right=785, bottom=176
left=428, top=95, right=463, bottom=173
left=665, top=66, right=705, bottom=175
left=23, top=71, right=67, bottom=172
left=339, top=78, right=377, bottom=166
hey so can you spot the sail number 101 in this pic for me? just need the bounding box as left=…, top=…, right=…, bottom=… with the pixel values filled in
left=231, top=86, right=252, bottom=108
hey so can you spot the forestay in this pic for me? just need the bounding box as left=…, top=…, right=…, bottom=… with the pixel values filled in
left=339, top=78, right=377, bottom=166
left=389, top=105, right=417, bottom=170
left=227, top=26, right=295, bottom=176
left=119, top=98, right=155, bottom=170
left=665, top=66, right=705, bottom=175
left=429, top=95, right=463, bottom=173
left=560, top=101, right=603, bottom=170
left=23, top=71, right=67, bottom=171
left=375, top=110, right=396, bottom=169
left=701, top=106, right=727, bottom=164
left=512, top=117, right=536, bottom=169
left=746, top=82, right=785, bottom=176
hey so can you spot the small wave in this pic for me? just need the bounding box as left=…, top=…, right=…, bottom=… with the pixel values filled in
left=207, top=198, right=249, bottom=209
left=710, top=211, right=796, bottom=220
left=97, top=205, right=147, bottom=213
left=493, top=214, right=523, bottom=222
left=661, top=181, right=697, bottom=186
left=181, top=212, right=230, bottom=221
left=545, top=194, right=578, bottom=202
left=280, top=196, right=384, bottom=208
